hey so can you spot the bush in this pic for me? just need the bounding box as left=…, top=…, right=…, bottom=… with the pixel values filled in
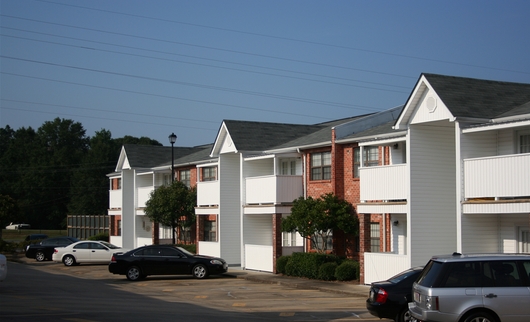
left=276, top=255, right=290, bottom=274
left=318, top=262, right=338, bottom=281
left=286, top=252, right=341, bottom=279
left=335, top=260, right=359, bottom=281
left=177, top=244, right=196, bottom=254
left=88, top=232, right=109, bottom=242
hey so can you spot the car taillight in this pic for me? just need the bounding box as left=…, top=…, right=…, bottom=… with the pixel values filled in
left=425, top=296, right=439, bottom=310
left=110, top=255, right=116, bottom=263
left=53, top=248, right=58, bottom=253
left=374, top=288, right=388, bottom=303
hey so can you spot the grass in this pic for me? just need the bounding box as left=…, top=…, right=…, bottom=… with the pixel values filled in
left=1, top=229, right=67, bottom=242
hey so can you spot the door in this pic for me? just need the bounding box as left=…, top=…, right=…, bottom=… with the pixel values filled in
left=89, top=242, right=112, bottom=263
left=72, top=242, right=92, bottom=262
left=482, top=261, right=530, bottom=322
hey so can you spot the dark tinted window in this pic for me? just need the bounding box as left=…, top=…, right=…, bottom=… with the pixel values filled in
left=441, top=262, right=483, bottom=287
left=74, top=243, right=90, bottom=250
left=416, top=260, right=445, bottom=287
left=485, top=261, right=522, bottom=287
left=91, top=243, right=107, bottom=250
left=388, top=268, right=422, bottom=284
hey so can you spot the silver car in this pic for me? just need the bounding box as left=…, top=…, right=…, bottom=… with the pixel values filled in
left=409, top=253, right=530, bottom=322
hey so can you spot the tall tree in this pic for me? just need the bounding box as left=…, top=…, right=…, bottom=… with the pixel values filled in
left=68, top=129, right=120, bottom=215
left=282, top=193, right=358, bottom=253
left=144, top=181, right=196, bottom=244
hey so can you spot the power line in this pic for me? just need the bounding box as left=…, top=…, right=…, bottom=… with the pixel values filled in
left=0, top=29, right=412, bottom=91
left=34, top=0, right=530, bottom=76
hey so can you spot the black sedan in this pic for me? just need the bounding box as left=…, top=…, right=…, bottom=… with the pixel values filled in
left=25, top=236, right=79, bottom=262
left=108, top=245, right=228, bottom=281
left=366, top=266, right=423, bottom=322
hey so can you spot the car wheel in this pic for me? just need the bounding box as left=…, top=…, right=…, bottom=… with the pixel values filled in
left=397, top=307, right=412, bottom=322
left=192, top=264, right=208, bottom=279
left=35, top=251, right=46, bottom=262
left=126, top=266, right=143, bottom=281
left=63, top=255, right=76, bottom=267
left=462, top=311, right=498, bottom=322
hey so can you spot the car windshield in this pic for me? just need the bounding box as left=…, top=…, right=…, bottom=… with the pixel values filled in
left=177, top=247, right=194, bottom=256
left=100, top=241, right=120, bottom=249
left=388, top=267, right=422, bottom=283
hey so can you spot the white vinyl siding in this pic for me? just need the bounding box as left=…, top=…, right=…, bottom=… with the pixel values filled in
left=244, top=215, right=272, bottom=246
left=218, top=153, right=241, bottom=266
left=409, top=123, right=457, bottom=267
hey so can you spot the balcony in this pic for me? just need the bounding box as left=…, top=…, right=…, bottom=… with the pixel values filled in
left=109, top=189, right=122, bottom=209
left=464, top=153, right=530, bottom=199
left=360, top=164, right=408, bottom=202
left=137, top=186, right=154, bottom=208
left=245, top=175, right=303, bottom=205
left=197, top=181, right=220, bottom=207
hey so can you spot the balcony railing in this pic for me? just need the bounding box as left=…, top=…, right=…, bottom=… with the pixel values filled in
left=360, top=164, right=408, bottom=202
left=245, top=175, right=303, bottom=205
left=364, top=252, right=408, bottom=284
left=109, top=189, right=122, bottom=209
left=137, top=186, right=154, bottom=208
left=464, top=153, right=530, bottom=199
left=197, top=180, right=220, bottom=206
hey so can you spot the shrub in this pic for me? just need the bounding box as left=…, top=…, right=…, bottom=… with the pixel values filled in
left=335, top=260, right=359, bottom=281
left=177, top=244, right=196, bottom=254
left=318, top=262, right=338, bottom=281
left=286, top=252, right=341, bottom=279
left=276, top=255, right=290, bottom=274
left=88, top=232, right=109, bottom=242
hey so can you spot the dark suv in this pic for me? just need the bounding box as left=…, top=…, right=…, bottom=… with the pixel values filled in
left=409, top=253, right=530, bottom=322
left=25, top=237, right=79, bottom=262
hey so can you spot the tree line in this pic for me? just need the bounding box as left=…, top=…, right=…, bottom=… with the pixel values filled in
left=0, top=117, right=161, bottom=230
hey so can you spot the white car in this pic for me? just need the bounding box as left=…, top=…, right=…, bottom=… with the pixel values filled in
left=52, top=241, right=128, bottom=266
left=5, top=222, right=30, bottom=230
left=0, top=254, right=7, bottom=281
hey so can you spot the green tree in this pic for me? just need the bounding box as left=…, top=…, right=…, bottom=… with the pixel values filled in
left=282, top=193, right=358, bottom=253
left=68, top=129, right=120, bottom=215
left=144, top=181, right=196, bottom=244
left=0, top=194, right=18, bottom=240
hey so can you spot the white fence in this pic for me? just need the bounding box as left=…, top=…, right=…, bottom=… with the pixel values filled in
left=245, top=244, right=273, bottom=272
left=364, top=252, right=409, bottom=284
left=360, top=164, right=408, bottom=202
left=245, top=175, right=303, bottom=204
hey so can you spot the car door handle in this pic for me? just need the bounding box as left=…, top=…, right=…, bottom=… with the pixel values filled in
left=485, top=293, right=497, bottom=298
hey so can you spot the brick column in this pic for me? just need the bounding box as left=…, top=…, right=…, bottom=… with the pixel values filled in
left=272, top=214, right=283, bottom=274
left=358, top=213, right=371, bottom=284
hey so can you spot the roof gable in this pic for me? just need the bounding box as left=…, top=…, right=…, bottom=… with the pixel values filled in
left=396, top=74, right=530, bottom=129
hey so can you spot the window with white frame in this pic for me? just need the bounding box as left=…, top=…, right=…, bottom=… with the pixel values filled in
left=310, top=152, right=331, bottom=180
left=281, top=159, right=297, bottom=175
left=313, top=229, right=333, bottom=251
left=519, top=227, right=529, bottom=253
left=163, top=173, right=172, bottom=186
left=364, top=146, right=379, bottom=167
left=353, top=147, right=360, bottom=178
left=282, top=231, right=297, bottom=246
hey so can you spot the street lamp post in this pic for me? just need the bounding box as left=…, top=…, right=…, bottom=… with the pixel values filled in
left=168, top=133, right=177, bottom=183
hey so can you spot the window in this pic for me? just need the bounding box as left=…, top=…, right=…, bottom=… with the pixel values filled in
left=282, top=231, right=297, bottom=246
left=519, top=228, right=529, bottom=252
left=370, top=223, right=380, bottom=252
left=310, top=152, right=331, bottom=180
left=519, top=131, right=530, bottom=153
left=364, top=146, right=379, bottom=167
left=204, top=220, right=216, bottom=241
left=281, top=159, right=297, bottom=175
left=353, top=147, right=360, bottom=178
left=202, top=166, right=217, bottom=182
left=313, top=229, right=333, bottom=251
left=163, top=173, right=172, bottom=186
left=179, top=169, right=191, bottom=187
left=117, top=220, right=122, bottom=236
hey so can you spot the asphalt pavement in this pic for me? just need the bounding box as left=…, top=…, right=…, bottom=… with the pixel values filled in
left=8, top=252, right=371, bottom=299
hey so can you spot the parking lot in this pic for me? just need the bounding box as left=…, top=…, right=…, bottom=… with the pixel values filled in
left=3, top=257, right=384, bottom=321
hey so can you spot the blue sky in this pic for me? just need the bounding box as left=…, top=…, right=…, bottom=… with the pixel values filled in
left=1, top=0, right=529, bottom=147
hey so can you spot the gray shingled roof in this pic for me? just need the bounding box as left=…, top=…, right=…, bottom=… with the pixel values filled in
left=223, top=120, right=324, bottom=151
left=338, top=120, right=400, bottom=141
left=123, top=144, right=201, bottom=168
left=268, top=115, right=368, bottom=149
left=423, top=73, right=530, bottom=119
